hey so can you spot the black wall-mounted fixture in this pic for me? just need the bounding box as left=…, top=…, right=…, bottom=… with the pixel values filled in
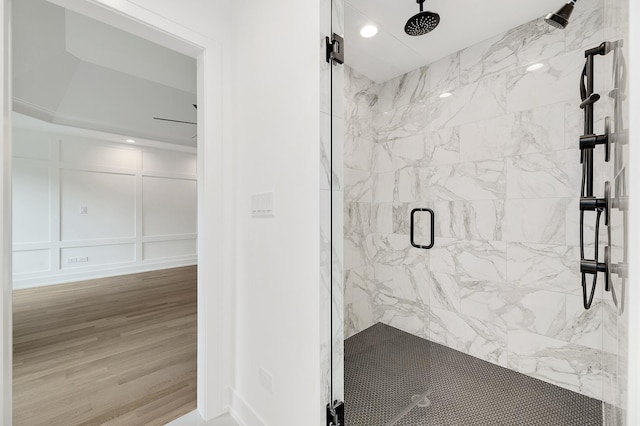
left=544, top=0, right=577, bottom=29
left=578, top=41, right=628, bottom=311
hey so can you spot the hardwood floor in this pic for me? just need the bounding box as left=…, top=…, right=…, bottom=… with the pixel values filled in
left=13, top=266, right=197, bottom=426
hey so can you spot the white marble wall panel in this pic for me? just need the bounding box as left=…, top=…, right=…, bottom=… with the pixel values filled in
left=378, top=65, right=429, bottom=112
left=504, top=198, right=569, bottom=244
left=506, top=50, right=585, bottom=113
left=434, top=200, right=504, bottom=241
left=506, top=150, right=581, bottom=198
left=429, top=306, right=508, bottom=367
left=507, top=331, right=605, bottom=400
left=429, top=52, right=460, bottom=94
left=460, top=19, right=564, bottom=85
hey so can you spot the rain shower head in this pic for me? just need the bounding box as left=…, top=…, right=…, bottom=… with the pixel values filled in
left=544, top=0, right=577, bottom=29
left=405, top=0, right=440, bottom=36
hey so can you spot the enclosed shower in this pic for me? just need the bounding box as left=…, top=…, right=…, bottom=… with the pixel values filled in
left=325, top=0, right=631, bottom=424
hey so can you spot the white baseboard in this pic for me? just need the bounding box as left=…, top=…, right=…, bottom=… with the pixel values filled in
left=12, top=257, right=197, bottom=289
left=231, top=392, right=267, bottom=426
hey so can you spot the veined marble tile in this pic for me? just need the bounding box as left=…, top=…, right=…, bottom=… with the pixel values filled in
left=370, top=203, right=393, bottom=235
left=344, top=133, right=375, bottom=171
left=372, top=171, right=395, bottom=203
left=344, top=66, right=379, bottom=117
left=390, top=263, right=430, bottom=306
left=560, top=294, right=604, bottom=351
left=421, top=159, right=506, bottom=201
left=506, top=50, right=584, bottom=113
left=344, top=168, right=373, bottom=202
left=378, top=65, right=429, bottom=112
left=344, top=201, right=370, bottom=236
left=375, top=102, right=432, bottom=144
left=499, top=288, right=567, bottom=337
left=459, top=114, right=512, bottom=162
left=460, top=18, right=564, bottom=85
left=344, top=233, right=366, bottom=271
left=458, top=280, right=508, bottom=323
left=506, top=242, right=583, bottom=295
left=434, top=200, right=504, bottom=241
left=382, top=134, right=428, bottom=172
left=508, top=104, right=566, bottom=155
left=377, top=294, right=429, bottom=340
left=429, top=306, right=508, bottom=367
left=344, top=267, right=378, bottom=338
left=429, top=272, right=461, bottom=312
left=504, top=198, right=568, bottom=244
left=429, top=239, right=507, bottom=282
left=378, top=128, right=460, bottom=173
left=429, top=52, right=460, bottom=94
left=565, top=3, right=605, bottom=52
left=429, top=73, right=507, bottom=129
left=506, top=149, right=582, bottom=198
left=364, top=233, right=428, bottom=268
left=425, top=127, right=461, bottom=165
left=507, top=330, right=604, bottom=399
left=374, top=142, right=393, bottom=173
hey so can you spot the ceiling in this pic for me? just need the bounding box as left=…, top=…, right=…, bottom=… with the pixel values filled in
left=346, top=0, right=563, bottom=83
left=12, top=0, right=197, bottom=147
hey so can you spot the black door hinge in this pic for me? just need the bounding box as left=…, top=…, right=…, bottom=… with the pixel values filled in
left=326, top=400, right=345, bottom=426
left=326, top=33, right=344, bottom=64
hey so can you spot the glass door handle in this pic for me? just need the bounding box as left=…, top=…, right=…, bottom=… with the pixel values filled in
left=410, top=208, right=435, bottom=250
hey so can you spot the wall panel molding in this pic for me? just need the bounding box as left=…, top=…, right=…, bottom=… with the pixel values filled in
left=12, top=124, right=197, bottom=289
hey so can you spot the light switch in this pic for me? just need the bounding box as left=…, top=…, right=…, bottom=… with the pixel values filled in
left=251, top=192, right=275, bottom=217
left=80, top=206, right=88, bottom=214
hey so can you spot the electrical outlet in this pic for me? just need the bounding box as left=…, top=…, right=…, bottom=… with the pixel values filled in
left=78, top=256, right=89, bottom=263
left=80, top=205, right=88, bottom=214
left=67, top=257, right=78, bottom=264
left=258, top=367, right=273, bottom=394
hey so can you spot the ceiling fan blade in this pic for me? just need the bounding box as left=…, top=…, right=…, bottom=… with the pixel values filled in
left=153, top=117, right=197, bottom=125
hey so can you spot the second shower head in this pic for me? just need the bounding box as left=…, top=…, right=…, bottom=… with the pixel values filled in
left=544, top=0, right=577, bottom=29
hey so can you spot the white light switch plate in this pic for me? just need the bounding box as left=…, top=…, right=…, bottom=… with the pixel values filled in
left=251, top=192, right=275, bottom=217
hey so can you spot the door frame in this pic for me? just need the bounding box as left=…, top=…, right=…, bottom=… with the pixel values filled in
left=0, top=0, right=234, bottom=423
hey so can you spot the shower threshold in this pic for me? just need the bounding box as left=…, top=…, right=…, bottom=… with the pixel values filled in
left=344, top=323, right=603, bottom=426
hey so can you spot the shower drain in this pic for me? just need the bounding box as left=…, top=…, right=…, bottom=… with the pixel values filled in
left=411, top=394, right=432, bottom=408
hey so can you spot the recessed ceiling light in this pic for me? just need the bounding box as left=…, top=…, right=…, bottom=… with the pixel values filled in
left=360, top=24, right=378, bottom=38
left=439, top=92, right=452, bottom=98
left=526, top=63, right=545, bottom=72
left=125, top=139, right=136, bottom=143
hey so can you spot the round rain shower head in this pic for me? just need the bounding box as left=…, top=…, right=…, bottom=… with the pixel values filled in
left=405, top=0, right=440, bottom=36
left=544, top=1, right=575, bottom=29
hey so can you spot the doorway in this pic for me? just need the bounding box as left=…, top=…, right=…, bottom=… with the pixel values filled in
left=0, top=0, right=232, bottom=423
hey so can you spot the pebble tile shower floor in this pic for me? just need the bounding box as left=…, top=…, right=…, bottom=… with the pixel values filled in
left=344, top=323, right=603, bottom=426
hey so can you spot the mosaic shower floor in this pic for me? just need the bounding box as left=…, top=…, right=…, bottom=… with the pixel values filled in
left=345, top=323, right=602, bottom=426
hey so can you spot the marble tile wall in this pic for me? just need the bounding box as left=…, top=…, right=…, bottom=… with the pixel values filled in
left=343, top=0, right=624, bottom=405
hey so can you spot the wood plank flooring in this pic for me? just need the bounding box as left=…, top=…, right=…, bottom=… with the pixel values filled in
left=13, top=266, right=197, bottom=426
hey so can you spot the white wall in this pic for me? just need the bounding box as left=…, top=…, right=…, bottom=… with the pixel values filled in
left=231, top=0, right=322, bottom=424
left=12, top=119, right=197, bottom=288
